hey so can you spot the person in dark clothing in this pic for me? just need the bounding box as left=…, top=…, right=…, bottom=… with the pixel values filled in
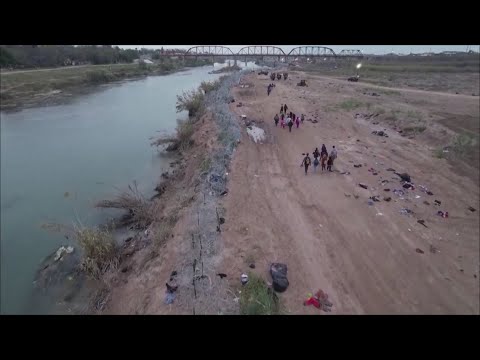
left=274, top=114, right=279, bottom=126
left=313, top=147, right=320, bottom=160
left=284, top=104, right=288, bottom=113
left=267, top=85, right=271, bottom=96
left=301, top=153, right=312, bottom=175
left=321, top=144, right=328, bottom=157
left=327, top=156, right=333, bottom=172
left=313, top=157, right=319, bottom=172
left=287, top=118, right=293, bottom=132
left=280, top=104, right=284, bottom=114
left=301, top=114, right=305, bottom=123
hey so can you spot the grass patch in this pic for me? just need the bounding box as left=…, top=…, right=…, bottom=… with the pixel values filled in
left=373, top=107, right=386, bottom=114
left=176, top=88, right=205, bottom=117
left=95, top=181, right=155, bottom=229
left=451, top=132, right=478, bottom=157
left=74, top=224, right=119, bottom=279
left=338, top=99, right=363, bottom=111
left=403, top=125, right=427, bottom=134
left=200, top=79, right=221, bottom=94
left=406, top=110, right=423, bottom=121
left=239, top=273, right=280, bottom=315
left=433, top=148, right=446, bottom=159
left=200, top=156, right=211, bottom=172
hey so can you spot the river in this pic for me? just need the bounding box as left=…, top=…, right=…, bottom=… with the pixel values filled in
left=0, top=63, right=264, bottom=314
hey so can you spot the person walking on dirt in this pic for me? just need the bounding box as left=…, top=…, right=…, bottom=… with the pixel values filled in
left=274, top=114, right=279, bottom=127
left=313, top=156, right=319, bottom=173
left=280, top=104, right=284, bottom=114
left=281, top=114, right=286, bottom=129
left=284, top=104, right=288, bottom=113
left=321, top=152, right=328, bottom=171
left=301, top=153, right=312, bottom=175
left=301, top=114, right=305, bottom=123
left=327, top=156, right=333, bottom=172
left=313, top=147, right=320, bottom=160
left=267, top=85, right=271, bottom=96
left=330, top=146, right=338, bottom=167
left=287, top=117, right=294, bottom=132
left=295, top=116, right=300, bottom=128
left=321, top=144, right=328, bottom=158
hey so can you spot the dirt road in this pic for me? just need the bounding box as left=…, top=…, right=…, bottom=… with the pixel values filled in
left=219, top=71, right=479, bottom=314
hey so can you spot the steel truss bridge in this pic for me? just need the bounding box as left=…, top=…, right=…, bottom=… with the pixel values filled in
left=159, top=46, right=364, bottom=60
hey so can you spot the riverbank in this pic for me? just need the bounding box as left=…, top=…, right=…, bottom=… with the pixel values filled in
left=101, top=61, right=478, bottom=314
left=0, top=60, right=212, bottom=111
left=1, top=66, right=223, bottom=314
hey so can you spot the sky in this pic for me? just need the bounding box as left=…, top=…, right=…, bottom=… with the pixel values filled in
left=118, top=45, right=479, bottom=55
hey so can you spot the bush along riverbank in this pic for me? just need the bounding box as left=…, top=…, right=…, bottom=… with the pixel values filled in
left=35, top=71, right=245, bottom=314
left=0, top=58, right=213, bottom=111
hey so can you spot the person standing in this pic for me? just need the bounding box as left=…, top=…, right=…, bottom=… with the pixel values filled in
left=295, top=116, right=300, bottom=129
left=274, top=114, right=279, bottom=127
left=281, top=114, right=286, bottom=129
left=330, top=146, right=338, bottom=168
left=321, top=152, right=328, bottom=171
left=327, top=156, right=333, bottom=172
left=280, top=104, right=284, bottom=114
left=284, top=104, right=288, bottom=113
left=321, top=144, right=328, bottom=158
left=313, top=157, right=319, bottom=172
left=301, top=153, right=312, bottom=175
left=301, top=114, right=305, bottom=123
left=287, top=117, right=293, bottom=132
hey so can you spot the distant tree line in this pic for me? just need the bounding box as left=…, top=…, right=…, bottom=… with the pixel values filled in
left=0, top=45, right=188, bottom=69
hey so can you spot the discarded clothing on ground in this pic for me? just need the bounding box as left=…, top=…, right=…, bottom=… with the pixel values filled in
left=304, top=289, right=333, bottom=312
left=270, top=263, right=289, bottom=292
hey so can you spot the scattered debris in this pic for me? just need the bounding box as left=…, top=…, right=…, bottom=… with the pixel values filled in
left=370, top=196, right=381, bottom=202
left=304, top=289, right=333, bottom=312
left=241, top=273, right=249, bottom=285
left=384, top=188, right=391, bottom=192
left=415, top=195, right=421, bottom=199
left=340, top=171, right=351, bottom=175
left=220, top=190, right=228, bottom=196
left=249, top=263, right=256, bottom=269
left=270, top=263, right=289, bottom=293
left=426, top=191, right=434, bottom=196
left=386, top=168, right=396, bottom=172
left=54, top=246, right=74, bottom=262
left=423, top=201, right=430, bottom=205
left=368, top=199, right=374, bottom=206
left=219, top=217, right=225, bottom=224
left=434, top=200, right=441, bottom=206
left=354, top=164, right=362, bottom=168
left=395, top=172, right=411, bottom=182
left=217, top=273, right=227, bottom=279
left=393, top=189, right=405, bottom=197
left=429, top=245, right=438, bottom=254
left=344, top=193, right=352, bottom=198
left=384, top=196, right=392, bottom=202
left=376, top=212, right=384, bottom=216
left=417, top=219, right=428, bottom=228
left=164, top=292, right=176, bottom=305
left=371, top=130, right=388, bottom=137
left=400, top=208, right=414, bottom=215
left=415, top=248, right=424, bottom=254
left=359, top=183, right=368, bottom=189
left=437, top=210, right=449, bottom=218
left=468, top=206, right=476, bottom=212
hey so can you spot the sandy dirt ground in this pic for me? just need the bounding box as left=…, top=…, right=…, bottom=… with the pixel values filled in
left=218, top=71, right=479, bottom=314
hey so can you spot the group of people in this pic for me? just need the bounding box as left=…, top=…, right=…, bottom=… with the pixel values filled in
left=273, top=104, right=305, bottom=132
left=301, top=144, right=338, bottom=175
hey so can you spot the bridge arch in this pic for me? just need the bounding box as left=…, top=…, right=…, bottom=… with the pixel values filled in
left=185, top=46, right=236, bottom=57
left=236, top=46, right=286, bottom=56
left=287, top=46, right=336, bottom=57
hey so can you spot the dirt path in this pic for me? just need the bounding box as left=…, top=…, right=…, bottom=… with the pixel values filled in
left=218, top=72, right=479, bottom=314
